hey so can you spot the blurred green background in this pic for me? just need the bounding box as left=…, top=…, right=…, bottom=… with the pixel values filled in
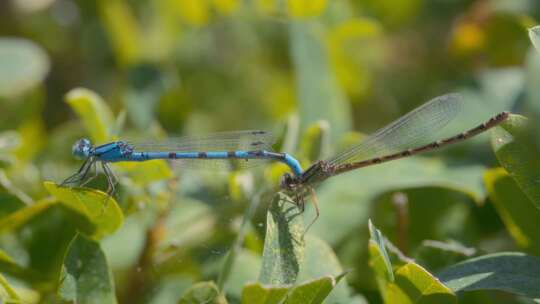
left=1, top=0, right=540, bottom=303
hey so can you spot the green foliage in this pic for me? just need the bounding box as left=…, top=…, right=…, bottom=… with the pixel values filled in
left=44, top=182, right=123, bottom=239
left=491, top=114, right=540, bottom=208
left=0, top=38, right=49, bottom=99
left=1, top=1, right=540, bottom=303
left=368, top=221, right=456, bottom=303
left=439, top=252, right=540, bottom=299
left=59, top=234, right=117, bottom=304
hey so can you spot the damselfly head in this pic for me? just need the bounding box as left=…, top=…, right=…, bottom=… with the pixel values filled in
left=72, top=138, right=93, bottom=160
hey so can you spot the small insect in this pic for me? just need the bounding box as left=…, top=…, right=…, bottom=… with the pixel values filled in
left=279, top=93, right=508, bottom=231
left=62, top=93, right=509, bottom=231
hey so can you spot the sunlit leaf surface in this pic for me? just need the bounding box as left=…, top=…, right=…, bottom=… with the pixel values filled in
left=44, top=182, right=123, bottom=239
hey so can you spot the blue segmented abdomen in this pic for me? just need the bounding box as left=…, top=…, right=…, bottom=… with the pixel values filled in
left=125, top=150, right=304, bottom=177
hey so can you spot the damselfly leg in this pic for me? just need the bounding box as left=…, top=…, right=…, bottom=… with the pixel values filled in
left=60, top=157, right=94, bottom=186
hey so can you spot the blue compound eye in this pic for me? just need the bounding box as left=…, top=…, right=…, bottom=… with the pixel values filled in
left=72, top=138, right=93, bottom=160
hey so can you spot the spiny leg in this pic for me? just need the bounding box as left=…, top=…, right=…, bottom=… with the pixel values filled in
left=61, top=157, right=92, bottom=186
left=101, top=162, right=117, bottom=197
left=80, top=161, right=98, bottom=187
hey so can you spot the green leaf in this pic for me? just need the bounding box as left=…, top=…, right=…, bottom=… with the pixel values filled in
left=284, top=276, right=338, bottom=303
left=259, top=193, right=304, bottom=285
left=386, top=262, right=456, bottom=304
left=491, top=114, right=540, bottom=208
left=44, top=181, right=124, bottom=239
left=290, top=21, right=352, bottom=142
left=241, top=275, right=349, bottom=304
left=312, top=157, right=486, bottom=245
left=241, top=282, right=288, bottom=304
left=59, top=233, right=117, bottom=304
left=0, top=38, right=50, bottom=98
left=298, top=235, right=363, bottom=303
left=65, top=88, right=114, bottom=144
left=438, top=252, right=540, bottom=299
left=368, top=220, right=394, bottom=282
left=115, top=160, right=173, bottom=185
left=0, top=272, right=20, bottom=302
left=0, top=198, right=55, bottom=233
left=367, top=221, right=456, bottom=303
left=484, top=168, right=540, bottom=254
left=529, top=26, right=540, bottom=54
left=178, top=281, right=227, bottom=304
left=287, top=0, right=327, bottom=18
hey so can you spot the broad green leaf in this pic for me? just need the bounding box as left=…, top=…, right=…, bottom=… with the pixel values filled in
left=241, top=274, right=350, bottom=304
left=0, top=198, right=55, bottom=233
left=241, top=282, right=288, bottom=304
left=415, top=240, right=476, bottom=274
left=285, top=276, right=338, bottom=303
left=368, top=220, right=394, bottom=282
left=259, top=193, right=304, bottom=285
left=59, top=234, right=117, bottom=304
left=290, top=21, right=352, bottom=142
left=298, top=235, right=364, bottom=303
left=484, top=168, right=540, bottom=254
left=491, top=114, right=540, bottom=208
left=287, top=0, right=327, bottom=18
left=178, top=281, right=227, bottom=304
left=438, top=252, right=540, bottom=299
left=0, top=273, right=20, bottom=303
left=367, top=220, right=456, bottom=303
left=0, top=38, right=49, bottom=98
left=528, top=26, right=540, bottom=54
left=44, top=182, right=123, bottom=239
left=65, top=88, right=114, bottom=144
left=386, top=262, right=456, bottom=304
left=115, top=160, right=173, bottom=185
left=312, top=157, right=486, bottom=245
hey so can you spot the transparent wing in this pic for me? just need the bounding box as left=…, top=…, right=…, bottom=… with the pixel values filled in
left=327, top=93, right=464, bottom=166
left=130, top=130, right=274, bottom=170
left=130, top=130, right=274, bottom=152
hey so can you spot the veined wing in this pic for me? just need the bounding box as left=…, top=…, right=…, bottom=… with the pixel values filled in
left=130, top=130, right=275, bottom=170
left=327, top=93, right=464, bottom=166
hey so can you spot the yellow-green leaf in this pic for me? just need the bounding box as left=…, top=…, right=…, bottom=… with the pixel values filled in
left=65, top=88, right=114, bottom=144
left=386, top=263, right=456, bottom=304
left=115, top=160, right=173, bottom=185
left=491, top=114, right=540, bottom=208
left=97, top=0, right=143, bottom=66
left=484, top=168, right=540, bottom=254
left=0, top=273, right=20, bottom=303
left=241, top=282, right=288, bottom=304
left=287, top=0, right=327, bottom=18
left=44, top=182, right=123, bottom=239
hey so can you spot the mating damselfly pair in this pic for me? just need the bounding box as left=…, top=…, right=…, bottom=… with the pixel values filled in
left=62, top=93, right=509, bottom=227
